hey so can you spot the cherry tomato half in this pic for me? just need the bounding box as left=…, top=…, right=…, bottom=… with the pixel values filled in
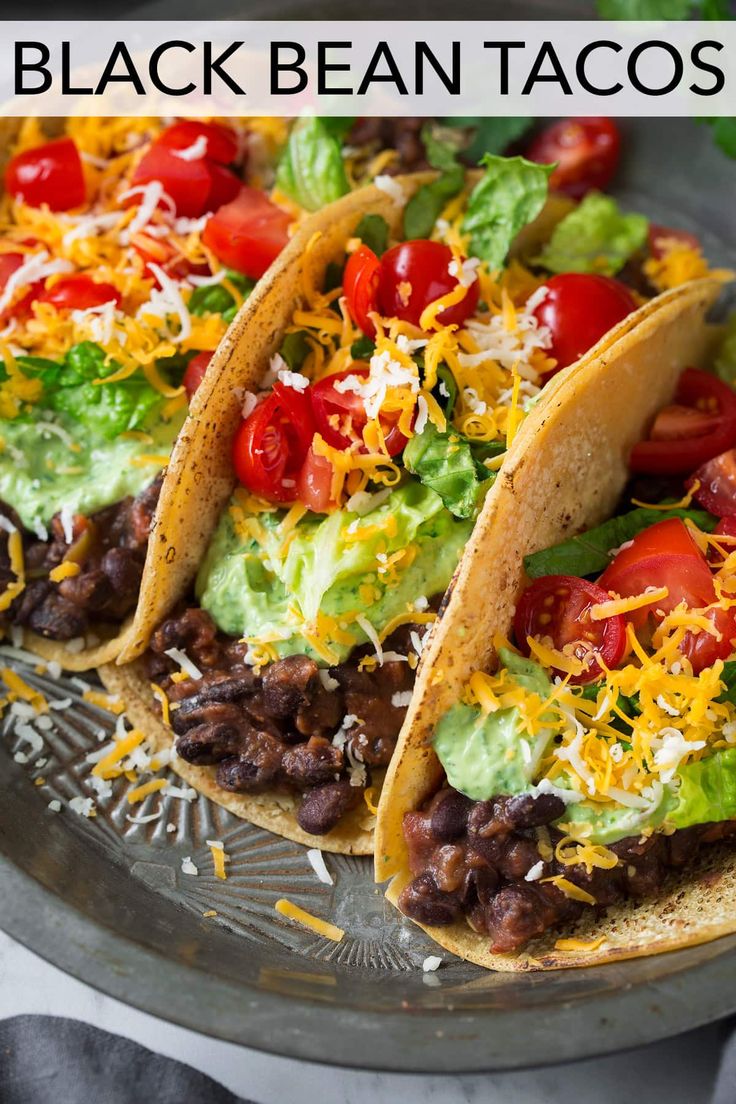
left=630, top=369, right=736, bottom=476
left=310, top=365, right=409, bottom=457
left=232, top=382, right=315, bottom=503
left=296, top=446, right=335, bottom=513
left=202, top=187, right=292, bottom=279
left=533, top=273, right=637, bottom=373
left=598, top=518, right=715, bottom=631
left=0, top=249, right=41, bottom=323
left=343, top=245, right=381, bottom=337
left=204, top=163, right=241, bottom=211
left=680, top=604, right=736, bottom=674
left=526, top=118, right=621, bottom=199
left=129, top=231, right=209, bottom=285
left=5, top=137, right=86, bottom=212
left=688, top=448, right=736, bottom=518
left=514, top=574, right=627, bottom=684
left=648, top=224, right=700, bottom=261
left=130, top=144, right=213, bottom=218
left=378, top=241, right=479, bottom=331
left=183, top=352, right=213, bottom=402
left=156, top=121, right=239, bottom=166
left=37, top=274, right=121, bottom=312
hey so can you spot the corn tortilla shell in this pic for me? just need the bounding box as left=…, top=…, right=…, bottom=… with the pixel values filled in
left=375, top=277, right=731, bottom=969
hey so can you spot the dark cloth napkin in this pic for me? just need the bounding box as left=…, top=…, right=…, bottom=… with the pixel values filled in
left=0, top=1015, right=251, bottom=1104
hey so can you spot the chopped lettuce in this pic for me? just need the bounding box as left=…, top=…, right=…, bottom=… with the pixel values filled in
left=524, top=507, right=718, bottom=580
left=445, top=116, right=534, bottom=163
left=403, top=125, right=465, bottom=240
left=536, top=193, right=648, bottom=277
left=670, top=748, right=736, bottom=831
left=355, top=213, right=389, bottom=256
left=403, top=422, right=501, bottom=519
left=275, top=116, right=350, bottom=212
left=717, top=661, right=736, bottom=706
left=462, top=154, right=552, bottom=269
left=279, top=330, right=311, bottom=371
left=189, top=270, right=254, bottom=323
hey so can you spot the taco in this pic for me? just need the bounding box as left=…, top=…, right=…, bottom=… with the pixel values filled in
left=375, top=276, right=736, bottom=969
left=0, top=115, right=300, bottom=671
left=98, top=146, right=729, bottom=855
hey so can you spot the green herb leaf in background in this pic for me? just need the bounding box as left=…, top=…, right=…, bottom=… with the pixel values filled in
left=276, top=116, right=350, bottom=213
left=536, top=192, right=648, bottom=277
left=355, top=213, right=389, bottom=256
left=462, top=155, right=552, bottom=269
left=524, top=506, right=718, bottom=580
left=445, top=117, right=534, bottom=163
left=403, top=124, right=465, bottom=240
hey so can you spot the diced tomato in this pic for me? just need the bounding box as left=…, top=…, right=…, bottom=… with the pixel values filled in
left=378, top=241, right=479, bottom=331
left=183, top=351, right=213, bottom=402
left=129, top=144, right=213, bottom=218
left=533, top=273, right=637, bottom=373
left=514, top=574, right=627, bottom=684
left=688, top=449, right=736, bottom=518
left=343, top=245, right=381, bottom=337
left=716, top=516, right=736, bottom=542
left=680, top=604, right=736, bottom=673
left=0, top=249, right=41, bottom=322
left=598, top=518, right=715, bottom=630
left=648, top=224, right=700, bottom=261
left=5, top=137, right=86, bottom=211
left=129, top=231, right=209, bottom=284
left=526, top=118, right=620, bottom=199
left=204, top=163, right=241, bottom=211
left=630, top=369, right=736, bottom=476
left=37, top=274, right=121, bottom=312
left=156, top=121, right=238, bottom=165
left=202, top=187, right=292, bottom=279
left=310, top=365, right=409, bottom=457
left=297, top=446, right=335, bottom=513
left=232, top=382, right=314, bottom=503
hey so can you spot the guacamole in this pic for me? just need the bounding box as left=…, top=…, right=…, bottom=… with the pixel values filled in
left=197, top=480, right=473, bottom=664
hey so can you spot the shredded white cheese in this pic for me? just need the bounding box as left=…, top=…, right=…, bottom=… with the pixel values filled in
left=306, top=848, right=334, bottom=885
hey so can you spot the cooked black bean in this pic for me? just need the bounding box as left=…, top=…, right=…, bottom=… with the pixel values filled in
left=297, top=779, right=360, bottom=836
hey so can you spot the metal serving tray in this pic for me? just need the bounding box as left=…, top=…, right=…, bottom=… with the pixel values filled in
left=1, top=114, right=736, bottom=1073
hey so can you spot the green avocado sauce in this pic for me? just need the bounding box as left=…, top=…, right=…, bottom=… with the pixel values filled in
left=432, top=652, right=736, bottom=845
left=0, top=406, right=185, bottom=533
left=196, top=480, right=473, bottom=665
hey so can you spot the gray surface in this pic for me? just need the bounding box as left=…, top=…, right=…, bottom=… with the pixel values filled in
left=1, top=113, right=736, bottom=1074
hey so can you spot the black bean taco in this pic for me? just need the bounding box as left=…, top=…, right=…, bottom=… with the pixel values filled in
left=98, top=145, right=725, bottom=855
left=374, top=275, right=736, bottom=969
left=0, top=114, right=298, bottom=671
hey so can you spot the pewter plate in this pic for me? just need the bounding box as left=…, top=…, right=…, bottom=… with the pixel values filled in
left=3, top=114, right=736, bottom=1073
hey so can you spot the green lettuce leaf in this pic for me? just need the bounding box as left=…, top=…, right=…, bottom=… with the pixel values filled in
left=462, top=154, right=552, bottom=269
left=445, top=117, right=534, bottom=163
left=354, top=213, right=389, bottom=256
left=524, top=507, right=718, bottom=580
left=670, top=748, right=736, bottom=830
left=403, top=125, right=464, bottom=240
left=189, top=270, right=254, bottom=323
left=537, top=193, right=648, bottom=277
left=714, top=314, right=736, bottom=386
left=717, top=661, right=736, bottom=706
left=275, top=116, right=350, bottom=213
left=403, top=422, right=499, bottom=519
left=279, top=330, right=311, bottom=371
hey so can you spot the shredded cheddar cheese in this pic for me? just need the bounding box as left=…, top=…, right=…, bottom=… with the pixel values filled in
left=274, top=898, right=344, bottom=942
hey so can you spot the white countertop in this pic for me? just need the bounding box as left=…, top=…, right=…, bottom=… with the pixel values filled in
left=0, top=930, right=726, bottom=1103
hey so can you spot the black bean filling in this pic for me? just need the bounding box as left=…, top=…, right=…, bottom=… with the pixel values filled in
left=399, top=787, right=736, bottom=953
left=144, top=609, right=425, bottom=836
left=0, top=475, right=162, bottom=642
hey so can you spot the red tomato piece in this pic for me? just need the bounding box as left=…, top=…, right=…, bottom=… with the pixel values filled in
left=297, top=446, right=335, bottom=513
left=631, top=369, right=736, bottom=476
left=5, top=137, right=86, bottom=212
left=183, top=351, right=213, bottom=402
left=0, top=249, right=41, bottom=322
left=130, top=144, right=214, bottom=218
left=37, top=274, right=120, bottom=312
left=680, top=604, right=736, bottom=674
left=343, top=245, right=381, bottom=337
left=204, top=163, right=241, bottom=211
left=232, top=382, right=315, bottom=503
left=648, top=224, right=700, bottom=261
left=156, top=121, right=238, bottom=165
left=310, top=365, right=409, bottom=457
left=378, top=241, right=479, bottom=330
left=688, top=449, right=736, bottom=518
left=514, top=574, right=627, bottom=684
left=129, top=231, right=209, bottom=284
left=598, top=518, right=715, bottom=630
left=526, top=118, right=621, bottom=199
left=202, top=188, right=292, bottom=280
left=533, top=273, right=637, bottom=374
